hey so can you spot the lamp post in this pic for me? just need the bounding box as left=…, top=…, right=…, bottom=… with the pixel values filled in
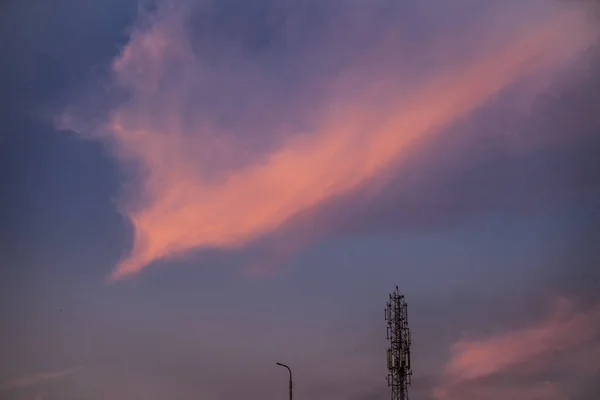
left=276, top=362, right=292, bottom=400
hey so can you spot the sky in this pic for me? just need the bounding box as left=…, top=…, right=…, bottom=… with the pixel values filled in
left=1, top=0, right=600, bottom=399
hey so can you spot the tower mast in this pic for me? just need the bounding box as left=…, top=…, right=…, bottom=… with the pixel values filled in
left=385, top=286, right=412, bottom=400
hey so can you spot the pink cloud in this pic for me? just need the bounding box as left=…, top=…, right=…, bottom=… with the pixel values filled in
left=60, top=1, right=597, bottom=280
left=437, top=381, right=570, bottom=400
left=434, top=298, right=600, bottom=399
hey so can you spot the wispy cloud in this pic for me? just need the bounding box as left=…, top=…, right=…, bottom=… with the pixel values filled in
left=59, top=0, right=597, bottom=280
left=434, top=298, right=600, bottom=399
left=0, top=366, right=82, bottom=392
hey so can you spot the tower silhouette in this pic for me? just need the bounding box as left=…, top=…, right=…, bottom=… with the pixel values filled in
left=385, top=286, right=412, bottom=400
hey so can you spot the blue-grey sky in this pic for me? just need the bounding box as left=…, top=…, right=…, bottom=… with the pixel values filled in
left=1, top=1, right=600, bottom=399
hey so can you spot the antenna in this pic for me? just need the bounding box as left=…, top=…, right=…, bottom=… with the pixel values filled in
left=385, top=286, right=412, bottom=400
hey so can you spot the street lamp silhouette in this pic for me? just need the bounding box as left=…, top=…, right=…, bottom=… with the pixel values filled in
left=276, top=362, right=292, bottom=400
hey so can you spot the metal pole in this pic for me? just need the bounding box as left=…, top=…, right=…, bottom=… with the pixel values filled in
left=276, top=362, right=292, bottom=400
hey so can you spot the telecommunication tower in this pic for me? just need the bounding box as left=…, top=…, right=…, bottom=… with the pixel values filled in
left=385, top=286, right=412, bottom=400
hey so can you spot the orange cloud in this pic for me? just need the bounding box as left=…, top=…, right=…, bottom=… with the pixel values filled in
left=434, top=298, right=600, bottom=400
left=62, top=3, right=596, bottom=280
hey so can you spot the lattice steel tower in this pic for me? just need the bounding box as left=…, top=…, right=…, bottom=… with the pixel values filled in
left=385, top=286, right=412, bottom=400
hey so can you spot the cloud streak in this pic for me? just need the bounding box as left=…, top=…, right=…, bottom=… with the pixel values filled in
left=434, top=298, right=600, bottom=399
left=0, top=366, right=82, bottom=392
left=60, top=1, right=597, bottom=280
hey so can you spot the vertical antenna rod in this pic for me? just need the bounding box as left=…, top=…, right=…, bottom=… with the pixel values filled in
left=385, top=286, right=412, bottom=400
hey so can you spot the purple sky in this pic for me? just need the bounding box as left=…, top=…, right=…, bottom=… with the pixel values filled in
left=1, top=1, right=600, bottom=399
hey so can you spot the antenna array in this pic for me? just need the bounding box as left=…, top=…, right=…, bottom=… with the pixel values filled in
left=385, top=286, right=412, bottom=400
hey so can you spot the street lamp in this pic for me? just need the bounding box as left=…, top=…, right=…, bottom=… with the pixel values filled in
left=276, top=362, right=292, bottom=400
